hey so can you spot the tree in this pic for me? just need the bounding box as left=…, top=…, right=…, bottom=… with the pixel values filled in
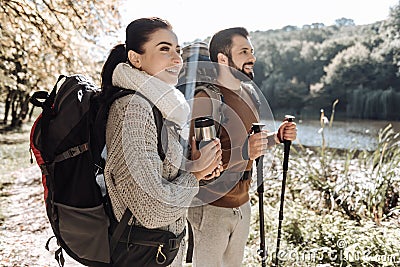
left=322, top=43, right=373, bottom=104
left=334, top=17, right=355, bottom=27
left=383, top=1, right=400, bottom=76
left=282, top=25, right=298, bottom=32
left=310, top=22, right=325, bottom=29
left=0, top=0, right=122, bottom=128
left=250, top=5, right=399, bottom=120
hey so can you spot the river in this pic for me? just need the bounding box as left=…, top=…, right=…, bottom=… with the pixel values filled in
left=292, top=119, right=400, bottom=150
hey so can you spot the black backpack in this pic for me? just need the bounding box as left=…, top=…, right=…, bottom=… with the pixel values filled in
left=29, top=74, right=168, bottom=266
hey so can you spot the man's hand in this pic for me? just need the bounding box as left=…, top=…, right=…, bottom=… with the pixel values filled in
left=276, top=120, right=297, bottom=143
left=247, top=119, right=297, bottom=160
left=247, top=131, right=270, bottom=160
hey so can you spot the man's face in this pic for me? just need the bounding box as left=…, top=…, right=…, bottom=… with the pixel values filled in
left=228, top=35, right=256, bottom=80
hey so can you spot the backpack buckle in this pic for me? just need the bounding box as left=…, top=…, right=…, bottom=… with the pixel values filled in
left=69, top=144, right=89, bottom=157
left=55, top=143, right=89, bottom=162
left=68, top=146, right=80, bottom=157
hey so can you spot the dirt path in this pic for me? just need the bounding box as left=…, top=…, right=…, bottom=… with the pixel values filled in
left=0, top=166, right=83, bottom=267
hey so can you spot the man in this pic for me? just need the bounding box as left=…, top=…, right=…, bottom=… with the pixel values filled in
left=187, top=27, right=297, bottom=266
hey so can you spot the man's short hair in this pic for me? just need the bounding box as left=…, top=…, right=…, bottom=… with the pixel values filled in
left=209, top=27, right=249, bottom=63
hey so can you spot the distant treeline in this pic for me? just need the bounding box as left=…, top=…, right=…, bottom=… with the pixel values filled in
left=250, top=6, right=400, bottom=121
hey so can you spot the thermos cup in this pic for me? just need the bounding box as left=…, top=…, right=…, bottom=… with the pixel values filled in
left=194, top=116, right=216, bottom=149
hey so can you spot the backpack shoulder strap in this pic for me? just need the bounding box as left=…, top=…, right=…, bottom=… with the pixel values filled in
left=241, top=82, right=261, bottom=112
left=95, top=88, right=166, bottom=162
left=195, top=83, right=223, bottom=121
left=150, top=100, right=166, bottom=161
left=194, top=83, right=224, bottom=136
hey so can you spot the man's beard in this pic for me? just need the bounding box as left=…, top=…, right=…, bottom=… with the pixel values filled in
left=228, top=58, right=254, bottom=81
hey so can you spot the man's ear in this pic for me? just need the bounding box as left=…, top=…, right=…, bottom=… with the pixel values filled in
left=128, top=50, right=142, bottom=69
left=217, top=53, right=229, bottom=65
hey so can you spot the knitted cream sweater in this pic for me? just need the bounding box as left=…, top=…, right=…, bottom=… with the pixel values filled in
left=104, top=63, right=199, bottom=238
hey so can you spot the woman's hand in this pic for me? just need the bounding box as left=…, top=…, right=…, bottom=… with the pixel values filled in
left=189, top=137, right=223, bottom=181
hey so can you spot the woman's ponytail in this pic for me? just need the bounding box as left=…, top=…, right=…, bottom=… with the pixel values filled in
left=101, top=44, right=126, bottom=90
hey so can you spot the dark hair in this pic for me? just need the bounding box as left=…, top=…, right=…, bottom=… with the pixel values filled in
left=125, top=17, right=172, bottom=54
left=101, top=17, right=172, bottom=90
left=209, top=27, right=249, bottom=63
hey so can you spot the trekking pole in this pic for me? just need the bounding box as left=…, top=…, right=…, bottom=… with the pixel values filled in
left=273, top=115, right=295, bottom=267
left=251, top=123, right=267, bottom=267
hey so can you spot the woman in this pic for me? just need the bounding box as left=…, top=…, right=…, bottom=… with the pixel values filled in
left=101, top=17, right=222, bottom=266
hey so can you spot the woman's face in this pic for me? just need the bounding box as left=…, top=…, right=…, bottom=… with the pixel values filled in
left=131, top=28, right=182, bottom=85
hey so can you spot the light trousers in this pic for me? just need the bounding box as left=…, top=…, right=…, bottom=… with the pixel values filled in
left=187, top=201, right=251, bottom=267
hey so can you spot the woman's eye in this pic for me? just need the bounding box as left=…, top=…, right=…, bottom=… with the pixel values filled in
left=160, top=46, right=170, bottom=52
left=177, top=49, right=182, bottom=55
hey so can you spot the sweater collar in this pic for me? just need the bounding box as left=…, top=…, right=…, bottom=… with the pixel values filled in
left=112, top=63, right=189, bottom=128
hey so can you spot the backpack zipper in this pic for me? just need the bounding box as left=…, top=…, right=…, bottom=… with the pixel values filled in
left=129, top=240, right=164, bottom=247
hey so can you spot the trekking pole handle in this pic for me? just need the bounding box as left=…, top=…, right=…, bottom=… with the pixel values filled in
left=252, top=122, right=265, bottom=134
left=285, top=115, right=296, bottom=141
left=251, top=123, right=265, bottom=165
left=284, top=115, right=295, bottom=125
left=282, top=115, right=295, bottom=171
left=251, top=122, right=265, bottom=133
left=286, top=115, right=295, bottom=121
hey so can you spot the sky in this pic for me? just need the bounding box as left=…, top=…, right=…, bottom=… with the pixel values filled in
left=120, top=0, right=398, bottom=44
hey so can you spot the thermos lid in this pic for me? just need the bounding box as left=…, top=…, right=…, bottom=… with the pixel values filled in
left=195, top=116, right=214, bottom=128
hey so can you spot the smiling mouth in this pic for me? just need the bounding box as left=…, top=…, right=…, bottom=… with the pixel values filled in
left=165, top=67, right=180, bottom=74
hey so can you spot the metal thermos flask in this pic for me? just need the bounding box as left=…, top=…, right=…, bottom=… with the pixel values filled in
left=194, top=117, right=216, bottom=149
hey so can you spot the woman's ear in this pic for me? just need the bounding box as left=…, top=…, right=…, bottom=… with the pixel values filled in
left=128, top=50, right=142, bottom=69
left=217, top=53, right=228, bottom=65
